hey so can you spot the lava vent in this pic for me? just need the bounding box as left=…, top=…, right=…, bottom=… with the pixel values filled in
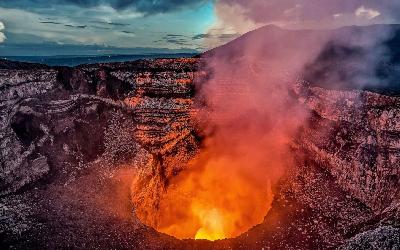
left=131, top=152, right=275, bottom=241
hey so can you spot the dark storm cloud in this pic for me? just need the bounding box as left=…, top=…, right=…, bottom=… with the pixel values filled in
left=0, top=0, right=209, bottom=14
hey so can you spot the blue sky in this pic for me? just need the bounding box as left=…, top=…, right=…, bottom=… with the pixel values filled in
left=0, top=0, right=218, bottom=56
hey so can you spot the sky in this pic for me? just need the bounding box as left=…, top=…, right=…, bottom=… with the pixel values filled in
left=0, top=0, right=400, bottom=56
left=0, top=0, right=217, bottom=56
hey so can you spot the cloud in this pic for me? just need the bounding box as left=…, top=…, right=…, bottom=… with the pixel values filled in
left=158, top=34, right=192, bottom=46
left=90, top=25, right=111, bottom=30
left=206, top=0, right=399, bottom=93
left=165, top=38, right=190, bottom=46
left=216, top=0, right=400, bottom=29
left=0, top=7, right=107, bottom=45
left=90, top=20, right=130, bottom=26
left=64, top=24, right=87, bottom=29
left=199, top=0, right=400, bottom=48
left=0, top=0, right=209, bottom=51
left=120, top=30, right=135, bottom=37
left=165, top=34, right=186, bottom=38
left=40, top=21, right=63, bottom=25
left=0, top=0, right=209, bottom=15
left=193, top=34, right=209, bottom=40
left=0, top=4, right=206, bottom=52
left=355, top=6, right=381, bottom=20
left=120, top=30, right=135, bottom=34
left=0, top=21, right=5, bottom=43
left=192, top=33, right=239, bottom=42
left=39, top=20, right=88, bottom=29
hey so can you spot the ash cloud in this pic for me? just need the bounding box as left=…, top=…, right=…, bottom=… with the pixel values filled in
left=188, top=1, right=400, bottom=223
left=195, top=25, right=325, bottom=194
left=179, top=3, right=400, bottom=239
left=303, top=25, right=398, bottom=90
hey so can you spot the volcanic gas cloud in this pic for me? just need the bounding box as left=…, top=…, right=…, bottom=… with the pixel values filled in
left=145, top=36, right=322, bottom=240
left=153, top=63, right=307, bottom=240
left=132, top=0, right=394, bottom=241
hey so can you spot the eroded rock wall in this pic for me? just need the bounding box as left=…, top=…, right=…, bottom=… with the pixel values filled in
left=295, top=82, right=400, bottom=212
left=0, top=59, right=200, bottom=198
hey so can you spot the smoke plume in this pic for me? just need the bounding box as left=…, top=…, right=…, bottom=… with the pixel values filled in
left=138, top=1, right=399, bottom=241
left=209, top=0, right=399, bottom=90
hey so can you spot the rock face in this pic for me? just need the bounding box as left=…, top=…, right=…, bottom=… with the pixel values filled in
left=0, top=68, right=57, bottom=195
left=339, top=226, right=400, bottom=250
left=295, top=82, right=400, bottom=212
left=0, top=58, right=398, bottom=249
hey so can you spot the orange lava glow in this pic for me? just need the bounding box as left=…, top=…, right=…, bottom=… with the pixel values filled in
left=154, top=154, right=274, bottom=241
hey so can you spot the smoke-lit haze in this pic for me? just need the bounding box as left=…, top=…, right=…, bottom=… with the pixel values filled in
left=196, top=0, right=400, bottom=192
left=148, top=0, right=400, bottom=240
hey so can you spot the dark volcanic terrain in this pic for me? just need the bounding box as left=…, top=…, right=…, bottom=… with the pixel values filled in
left=1, top=26, right=400, bottom=249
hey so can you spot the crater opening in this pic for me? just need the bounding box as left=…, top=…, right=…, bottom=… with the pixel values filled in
left=131, top=151, right=275, bottom=241
left=128, top=39, right=304, bottom=242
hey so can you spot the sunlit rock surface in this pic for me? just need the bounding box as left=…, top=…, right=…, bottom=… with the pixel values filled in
left=0, top=58, right=398, bottom=249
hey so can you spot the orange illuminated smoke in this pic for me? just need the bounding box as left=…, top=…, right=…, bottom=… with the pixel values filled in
left=130, top=44, right=305, bottom=240
left=152, top=154, right=274, bottom=241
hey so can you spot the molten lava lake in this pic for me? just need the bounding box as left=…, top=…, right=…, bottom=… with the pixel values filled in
left=131, top=155, right=274, bottom=241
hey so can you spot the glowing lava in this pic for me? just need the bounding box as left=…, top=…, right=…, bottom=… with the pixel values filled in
left=152, top=155, right=274, bottom=241
left=193, top=208, right=225, bottom=240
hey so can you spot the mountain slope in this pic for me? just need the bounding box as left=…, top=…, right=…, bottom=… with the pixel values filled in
left=205, top=24, right=400, bottom=95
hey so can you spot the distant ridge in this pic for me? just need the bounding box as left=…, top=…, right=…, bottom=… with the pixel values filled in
left=0, top=59, right=49, bottom=70
left=1, top=53, right=198, bottom=67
